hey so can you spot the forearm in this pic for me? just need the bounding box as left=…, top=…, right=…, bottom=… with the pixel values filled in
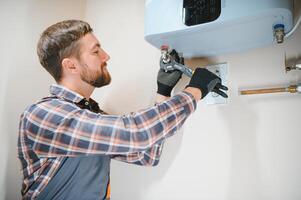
left=184, top=87, right=202, bottom=101
left=156, top=87, right=201, bottom=103
left=155, top=93, right=169, bottom=103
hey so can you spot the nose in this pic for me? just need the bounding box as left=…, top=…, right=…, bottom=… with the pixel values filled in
left=101, top=48, right=110, bottom=62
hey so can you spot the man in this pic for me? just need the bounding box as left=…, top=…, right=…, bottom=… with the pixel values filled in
left=18, top=20, right=227, bottom=200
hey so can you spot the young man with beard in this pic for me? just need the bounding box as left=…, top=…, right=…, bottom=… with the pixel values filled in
left=18, top=20, right=227, bottom=200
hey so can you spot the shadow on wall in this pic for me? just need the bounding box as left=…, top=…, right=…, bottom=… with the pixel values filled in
left=183, top=56, right=263, bottom=199
left=196, top=56, right=264, bottom=199
left=218, top=95, right=263, bottom=200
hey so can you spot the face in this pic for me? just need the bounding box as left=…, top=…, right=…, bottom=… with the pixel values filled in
left=77, top=33, right=111, bottom=88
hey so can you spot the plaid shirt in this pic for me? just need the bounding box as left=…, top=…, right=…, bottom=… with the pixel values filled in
left=18, top=84, right=196, bottom=199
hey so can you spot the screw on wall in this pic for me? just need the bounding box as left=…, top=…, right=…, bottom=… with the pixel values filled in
left=285, top=56, right=301, bottom=72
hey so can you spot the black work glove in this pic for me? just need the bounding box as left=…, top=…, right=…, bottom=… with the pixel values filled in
left=186, top=68, right=228, bottom=99
left=157, top=49, right=184, bottom=97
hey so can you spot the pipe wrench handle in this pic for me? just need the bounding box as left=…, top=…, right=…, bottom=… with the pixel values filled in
left=173, top=62, right=194, bottom=77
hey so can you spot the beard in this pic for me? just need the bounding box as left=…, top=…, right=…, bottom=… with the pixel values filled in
left=80, top=62, right=111, bottom=88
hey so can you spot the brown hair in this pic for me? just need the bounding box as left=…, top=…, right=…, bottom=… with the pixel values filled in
left=37, top=20, right=93, bottom=82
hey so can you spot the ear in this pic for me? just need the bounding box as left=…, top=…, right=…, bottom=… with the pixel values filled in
left=61, top=57, right=78, bottom=74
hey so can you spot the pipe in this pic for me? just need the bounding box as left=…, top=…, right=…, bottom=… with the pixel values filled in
left=285, top=10, right=301, bottom=38
left=240, top=85, right=300, bottom=95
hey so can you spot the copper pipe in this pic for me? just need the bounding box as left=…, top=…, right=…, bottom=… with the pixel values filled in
left=240, top=85, right=298, bottom=95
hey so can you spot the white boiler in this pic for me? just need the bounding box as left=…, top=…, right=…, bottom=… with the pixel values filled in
left=144, top=0, right=294, bottom=57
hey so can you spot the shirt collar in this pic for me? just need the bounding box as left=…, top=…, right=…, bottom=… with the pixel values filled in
left=49, top=84, right=103, bottom=113
left=49, top=84, right=86, bottom=103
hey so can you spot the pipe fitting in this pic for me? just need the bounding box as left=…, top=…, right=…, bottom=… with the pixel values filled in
left=273, top=24, right=285, bottom=44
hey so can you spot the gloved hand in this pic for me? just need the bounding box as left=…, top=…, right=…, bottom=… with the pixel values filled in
left=186, top=68, right=228, bottom=99
left=157, top=49, right=184, bottom=97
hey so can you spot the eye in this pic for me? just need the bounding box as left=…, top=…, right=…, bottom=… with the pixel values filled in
left=93, top=50, right=99, bottom=54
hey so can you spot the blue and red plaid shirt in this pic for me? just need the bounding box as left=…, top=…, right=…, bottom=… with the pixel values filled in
left=18, top=84, right=196, bottom=199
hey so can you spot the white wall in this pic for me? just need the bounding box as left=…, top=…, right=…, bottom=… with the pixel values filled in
left=0, top=0, right=300, bottom=199
left=0, top=1, right=86, bottom=199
